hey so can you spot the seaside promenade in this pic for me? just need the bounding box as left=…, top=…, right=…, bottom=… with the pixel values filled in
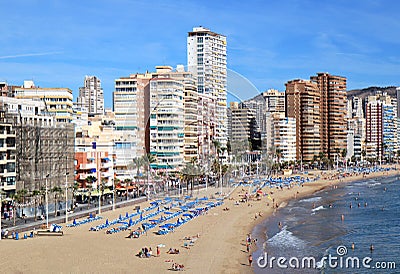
left=0, top=166, right=397, bottom=273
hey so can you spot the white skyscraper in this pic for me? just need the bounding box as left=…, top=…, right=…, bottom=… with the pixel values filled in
left=187, top=26, right=228, bottom=151
left=78, top=76, right=104, bottom=115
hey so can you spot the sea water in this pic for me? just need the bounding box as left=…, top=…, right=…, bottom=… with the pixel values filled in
left=252, top=175, right=400, bottom=274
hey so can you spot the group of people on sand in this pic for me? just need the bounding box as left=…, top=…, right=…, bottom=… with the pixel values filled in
left=246, top=234, right=255, bottom=266
left=245, top=234, right=257, bottom=258
left=137, top=247, right=153, bottom=258
left=137, top=246, right=163, bottom=258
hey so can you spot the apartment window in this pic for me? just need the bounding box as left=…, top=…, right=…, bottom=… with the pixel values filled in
left=6, top=176, right=15, bottom=186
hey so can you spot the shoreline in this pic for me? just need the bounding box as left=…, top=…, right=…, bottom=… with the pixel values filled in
left=0, top=166, right=397, bottom=273
left=246, top=166, right=400, bottom=273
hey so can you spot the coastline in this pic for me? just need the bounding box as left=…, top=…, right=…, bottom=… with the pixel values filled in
left=246, top=166, right=400, bottom=274
left=0, top=167, right=397, bottom=273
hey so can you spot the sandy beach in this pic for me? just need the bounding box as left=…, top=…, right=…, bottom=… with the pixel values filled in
left=1, top=167, right=398, bottom=274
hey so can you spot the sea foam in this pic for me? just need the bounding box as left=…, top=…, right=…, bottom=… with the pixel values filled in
left=299, top=197, right=322, bottom=203
left=311, top=205, right=325, bottom=213
left=266, top=226, right=306, bottom=249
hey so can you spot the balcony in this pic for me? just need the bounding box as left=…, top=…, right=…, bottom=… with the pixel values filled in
left=79, top=163, right=97, bottom=170
left=0, top=144, right=16, bottom=151
left=101, top=162, right=113, bottom=169
left=79, top=173, right=97, bottom=180
left=101, top=172, right=113, bottom=178
left=0, top=170, right=16, bottom=177
left=3, top=183, right=16, bottom=191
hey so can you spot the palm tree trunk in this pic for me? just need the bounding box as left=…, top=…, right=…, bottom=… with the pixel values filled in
left=13, top=207, right=16, bottom=226
left=54, top=194, right=57, bottom=217
left=34, top=198, right=37, bottom=221
left=72, top=192, right=75, bottom=211
left=88, top=192, right=91, bottom=209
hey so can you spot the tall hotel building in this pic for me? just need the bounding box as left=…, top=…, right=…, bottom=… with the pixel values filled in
left=77, top=76, right=105, bottom=116
left=271, top=113, right=297, bottom=163
left=187, top=27, right=228, bottom=153
left=114, top=66, right=197, bottom=174
left=149, top=66, right=193, bottom=171
left=365, top=92, right=397, bottom=161
left=310, top=73, right=347, bottom=160
left=366, top=98, right=383, bottom=160
left=285, top=79, right=321, bottom=162
left=113, top=72, right=151, bottom=160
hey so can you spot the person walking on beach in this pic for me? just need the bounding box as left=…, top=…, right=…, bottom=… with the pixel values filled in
left=157, top=246, right=160, bottom=257
left=246, top=243, right=250, bottom=253
left=248, top=254, right=253, bottom=266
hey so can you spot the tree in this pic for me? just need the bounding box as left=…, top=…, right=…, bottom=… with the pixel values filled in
left=361, top=149, right=366, bottom=162
left=16, top=189, right=28, bottom=218
left=52, top=186, right=63, bottom=217
left=85, top=175, right=97, bottom=208
left=341, top=148, right=347, bottom=159
left=276, top=148, right=282, bottom=164
left=71, top=181, right=79, bottom=211
left=213, top=139, right=221, bottom=159
left=181, top=159, right=203, bottom=193
left=131, top=157, right=146, bottom=197
left=143, top=153, right=156, bottom=199
left=31, top=189, right=41, bottom=221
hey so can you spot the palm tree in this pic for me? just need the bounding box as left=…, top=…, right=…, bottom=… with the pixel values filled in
left=131, top=157, right=146, bottom=197
left=10, top=191, right=24, bottom=226
left=181, top=162, right=194, bottom=192
left=85, top=175, right=97, bottom=209
left=143, top=153, right=156, bottom=199
left=71, top=181, right=79, bottom=211
left=16, top=189, right=28, bottom=218
left=361, top=149, right=366, bottom=163
left=52, top=186, right=63, bottom=217
left=318, top=152, right=326, bottom=169
left=31, top=189, right=41, bottom=221
left=341, top=148, right=347, bottom=159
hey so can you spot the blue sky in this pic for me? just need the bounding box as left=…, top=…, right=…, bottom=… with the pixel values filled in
left=1, top=0, right=400, bottom=107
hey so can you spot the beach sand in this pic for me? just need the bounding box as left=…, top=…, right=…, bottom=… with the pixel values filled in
left=1, top=167, right=398, bottom=274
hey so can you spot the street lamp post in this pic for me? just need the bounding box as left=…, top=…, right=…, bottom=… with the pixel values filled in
left=65, top=172, right=69, bottom=223
left=0, top=192, right=2, bottom=241
left=112, top=178, right=115, bottom=211
left=219, top=159, right=222, bottom=196
left=98, top=182, right=101, bottom=215
left=45, top=174, right=50, bottom=229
